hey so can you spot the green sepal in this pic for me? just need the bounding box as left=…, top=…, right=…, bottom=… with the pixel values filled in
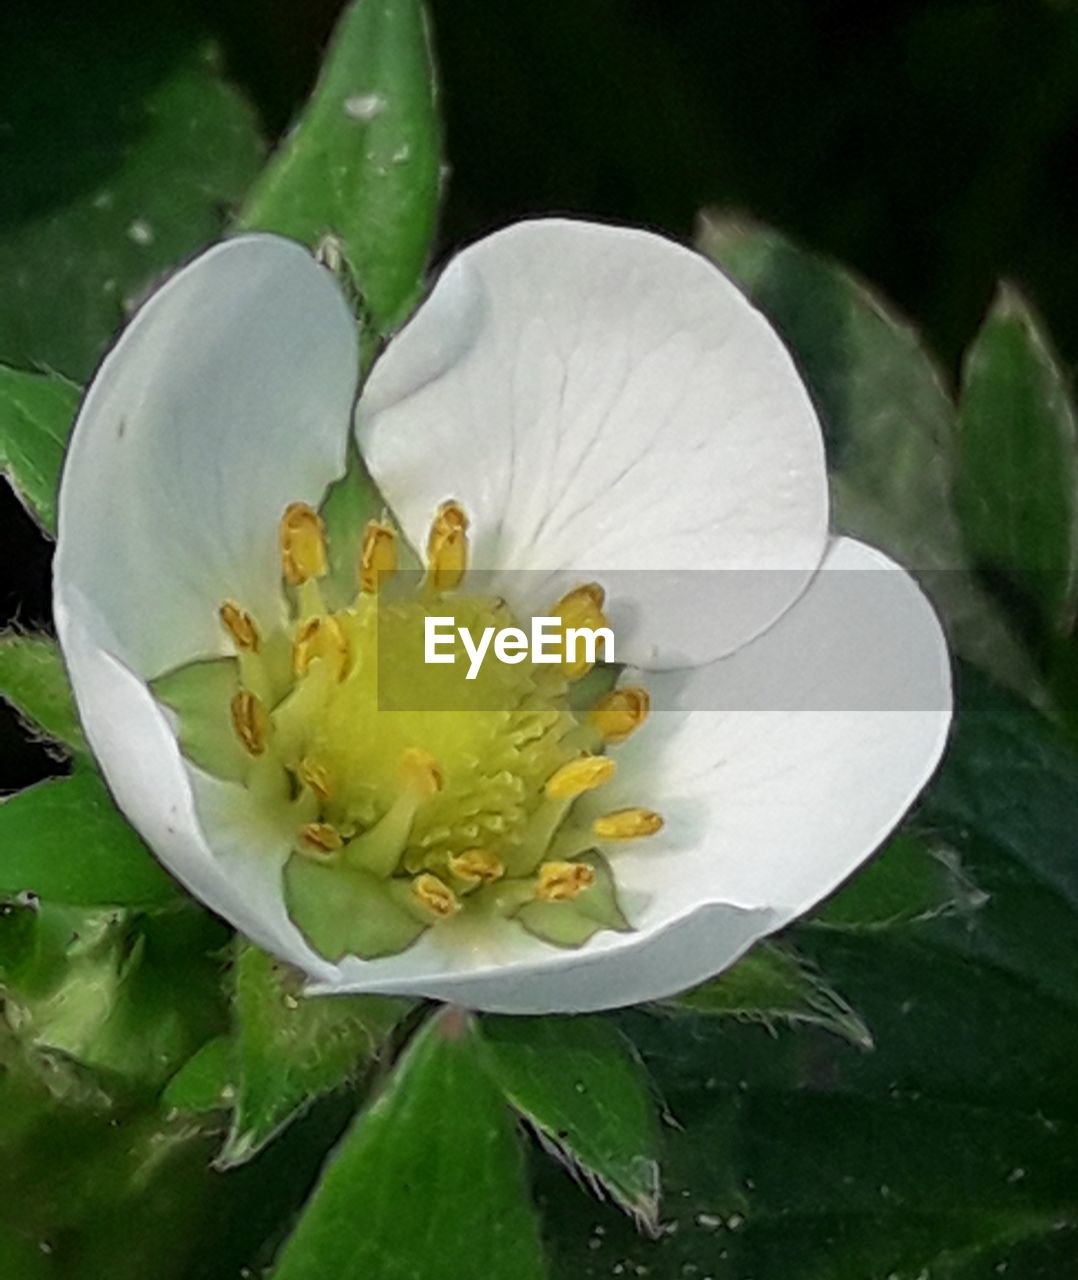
left=480, top=1015, right=662, bottom=1232
left=0, top=631, right=86, bottom=756
left=515, top=851, right=631, bottom=948
left=218, top=944, right=412, bottom=1167
left=268, top=1009, right=548, bottom=1280
left=236, top=0, right=442, bottom=338
left=162, top=1035, right=234, bottom=1113
left=151, top=657, right=244, bottom=782
left=0, top=366, right=80, bottom=534
left=283, top=855, right=426, bottom=961
left=662, top=941, right=874, bottom=1051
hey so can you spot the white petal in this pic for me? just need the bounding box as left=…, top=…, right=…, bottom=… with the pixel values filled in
left=310, top=536, right=950, bottom=1013
left=55, top=234, right=359, bottom=679
left=357, top=219, right=829, bottom=667
left=53, top=599, right=340, bottom=983
left=586, top=536, right=953, bottom=922
left=53, top=234, right=357, bottom=974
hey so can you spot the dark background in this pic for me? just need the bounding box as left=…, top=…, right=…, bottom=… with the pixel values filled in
left=3, top=0, right=1078, bottom=787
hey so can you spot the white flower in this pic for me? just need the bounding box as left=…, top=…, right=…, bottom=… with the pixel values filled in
left=53, top=221, right=951, bottom=1014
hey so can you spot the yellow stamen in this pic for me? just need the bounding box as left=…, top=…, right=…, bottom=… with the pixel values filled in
left=536, top=860, right=595, bottom=902
left=545, top=755, right=616, bottom=800
left=299, top=822, right=343, bottom=855
left=359, top=520, right=398, bottom=593
left=553, top=582, right=606, bottom=628
left=552, top=582, right=610, bottom=675
left=279, top=502, right=328, bottom=585
left=219, top=601, right=260, bottom=652
left=399, top=747, right=443, bottom=799
left=298, top=756, right=332, bottom=802
left=426, top=501, right=469, bottom=590
left=593, top=808, right=663, bottom=841
left=590, top=686, right=650, bottom=743
left=293, top=615, right=350, bottom=681
left=447, top=848, right=505, bottom=885
left=413, top=873, right=460, bottom=919
left=230, top=690, right=271, bottom=756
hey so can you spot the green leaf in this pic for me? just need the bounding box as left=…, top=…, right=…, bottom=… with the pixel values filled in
left=219, top=944, right=410, bottom=1167
left=814, top=830, right=986, bottom=931
left=662, top=942, right=873, bottom=1051
left=270, top=1009, right=548, bottom=1280
left=162, top=1036, right=234, bottom=1113
left=0, top=368, right=79, bottom=534
left=0, top=633, right=85, bottom=756
left=0, top=770, right=178, bottom=907
left=0, top=29, right=264, bottom=381
left=956, top=284, right=1078, bottom=635
left=238, top=0, right=442, bottom=336
left=698, top=212, right=1041, bottom=702
left=480, top=1015, right=661, bottom=1231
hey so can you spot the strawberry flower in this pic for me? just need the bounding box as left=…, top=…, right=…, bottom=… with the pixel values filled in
left=53, top=221, right=951, bottom=1013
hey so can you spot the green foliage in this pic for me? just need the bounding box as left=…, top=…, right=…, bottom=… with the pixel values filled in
left=270, top=1010, right=549, bottom=1280
left=0, top=770, right=179, bottom=907
left=481, top=1016, right=661, bottom=1230
left=219, top=944, right=410, bottom=1167
left=0, top=370, right=79, bottom=535
left=0, top=18, right=264, bottom=382
left=238, top=0, right=442, bottom=337
left=956, top=285, right=1078, bottom=637
left=699, top=214, right=1042, bottom=703
left=664, top=942, right=872, bottom=1051
left=814, top=830, right=984, bottom=931
left=0, top=634, right=85, bottom=756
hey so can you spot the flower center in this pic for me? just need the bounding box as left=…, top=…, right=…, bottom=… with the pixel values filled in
left=152, top=493, right=659, bottom=963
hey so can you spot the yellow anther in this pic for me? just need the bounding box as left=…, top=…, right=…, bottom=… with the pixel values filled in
left=219, top=600, right=260, bottom=652
left=359, top=520, right=398, bottom=593
left=551, top=582, right=610, bottom=675
left=536, top=860, right=595, bottom=902
left=426, top=500, right=469, bottom=590
left=230, top=690, right=271, bottom=756
left=592, top=808, right=664, bottom=841
left=553, top=582, right=606, bottom=628
left=279, top=502, right=328, bottom=585
left=293, top=615, right=350, bottom=681
left=299, top=822, right=344, bottom=855
left=589, top=686, right=650, bottom=743
left=545, top=755, right=616, bottom=800
left=298, top=757, right=333, bottom=802
left=447, top=848, right=505, bottom=885
left=412, top=873, right=460, bottom=919
left=399, top=747, right=443, bottom=799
